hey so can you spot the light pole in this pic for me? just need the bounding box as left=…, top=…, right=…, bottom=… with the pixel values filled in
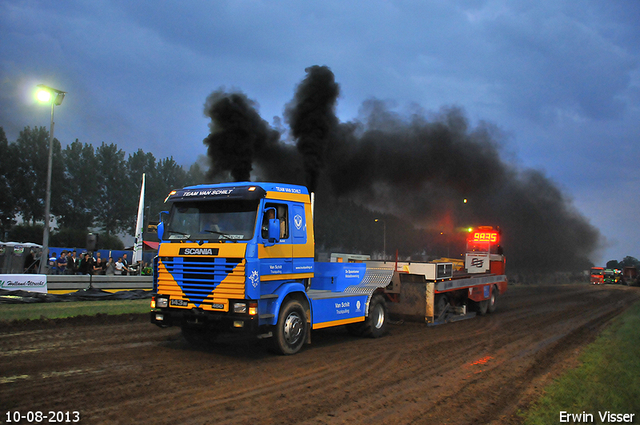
left=374, top=218, right=386, bottom=261
left=36, top=84, right=66, bottom=274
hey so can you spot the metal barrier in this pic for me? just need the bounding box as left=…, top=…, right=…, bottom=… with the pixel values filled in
left=46, top=275, right=153, bottom=292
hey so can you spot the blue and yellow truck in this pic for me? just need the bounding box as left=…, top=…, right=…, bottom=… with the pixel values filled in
left=150, top=182, right=507, bottom=354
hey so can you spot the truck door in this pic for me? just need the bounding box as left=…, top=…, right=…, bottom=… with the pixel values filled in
left=259, top=202, right=293, bottom=276
left=291, top=203, right=314, bottom=273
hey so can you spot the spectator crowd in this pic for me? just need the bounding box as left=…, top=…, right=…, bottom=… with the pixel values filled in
left=46, top=251, right=140, bottom=275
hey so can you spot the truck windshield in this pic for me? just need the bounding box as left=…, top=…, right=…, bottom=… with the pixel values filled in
left=166, top=200, right=258, bottom=242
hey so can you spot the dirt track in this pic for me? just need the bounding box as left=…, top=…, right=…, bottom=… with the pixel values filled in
left=2, top=284, right=639, bottom=425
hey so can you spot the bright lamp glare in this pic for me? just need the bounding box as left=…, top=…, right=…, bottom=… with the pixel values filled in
left=37, top=90, right=51, bottom=102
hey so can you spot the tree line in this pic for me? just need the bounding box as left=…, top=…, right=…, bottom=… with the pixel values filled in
left=0, top=126, right=205, bottom=248
left=606, top=257, right=640, bottom=270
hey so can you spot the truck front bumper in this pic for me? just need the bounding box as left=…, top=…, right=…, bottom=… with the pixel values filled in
left=150, top=308, right=260, bottom=333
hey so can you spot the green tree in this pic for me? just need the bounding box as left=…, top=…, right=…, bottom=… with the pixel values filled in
left=94, top=142, right=134, bottom=234
left=0, top=127, right=16, bottom=236
left=11, top=126, right=65, bottom=224
left=185, top=156, right=207, bottom=186
left=60, top=140, right=99, bottom=228
left=98, top=232, right=124, bottom=250
left=154, top=156, right=186, bottom=214
left=606, top=260, right=621, bottom=269
left=8, top=223, right=44, bottom=244
left=620, top=256, right=640, bottom=269
left=50, top=227, right=91, bottom=247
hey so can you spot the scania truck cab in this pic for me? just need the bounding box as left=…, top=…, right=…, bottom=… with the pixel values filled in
left=150, top=182, right=391, bottom=354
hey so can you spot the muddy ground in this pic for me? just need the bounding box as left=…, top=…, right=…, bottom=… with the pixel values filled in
left=1, top=284, right=638, bottom=425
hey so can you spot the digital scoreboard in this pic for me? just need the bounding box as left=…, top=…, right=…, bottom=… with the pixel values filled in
left=469, top=230, right=499, bottom=244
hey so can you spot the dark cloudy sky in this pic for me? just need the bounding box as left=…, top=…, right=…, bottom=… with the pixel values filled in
left=2, top=0, right=639, bottom=265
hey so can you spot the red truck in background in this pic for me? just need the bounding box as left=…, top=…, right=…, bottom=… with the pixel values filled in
left=590, top=267, right=604, bottom=285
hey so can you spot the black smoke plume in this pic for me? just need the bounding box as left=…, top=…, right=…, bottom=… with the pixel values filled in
left=202, top=67, right=602, bottom=272
left=203, top=90, right=280, bottom=182
left=321, top=101, right=600, bottom=271
left=285, top=65, right=340, bottom=192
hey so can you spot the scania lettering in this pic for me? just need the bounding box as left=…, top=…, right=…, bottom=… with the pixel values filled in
left=150, top=182, right=508, bottom=354
left=182, top=248, right=215, bottom=255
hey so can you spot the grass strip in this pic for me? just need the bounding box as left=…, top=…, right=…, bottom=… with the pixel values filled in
left=522, top=300, right=640, bottom=424
left=0, top=299, right=151, bottom=322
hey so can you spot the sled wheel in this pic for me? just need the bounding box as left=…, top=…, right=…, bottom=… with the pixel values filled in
left=476, top=298, right=489, bottom=315
left=487, top=286, right=498, bottom=314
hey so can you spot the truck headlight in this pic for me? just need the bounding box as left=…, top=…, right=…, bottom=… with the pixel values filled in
left=233, top=302, right=247, bottom=314
left=157, top=296, right=169, bottom=308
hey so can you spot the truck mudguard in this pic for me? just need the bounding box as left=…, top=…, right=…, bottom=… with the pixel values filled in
left=263, top=281, right=310, bottom=326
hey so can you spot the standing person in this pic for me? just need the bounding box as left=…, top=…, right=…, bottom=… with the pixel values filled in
left=122, top=253, right=130, bottom=275
left=87, top=251, right=95, bottom=273
left=115, top=257, right=126, bottom=275
left=133, top=260, right=143, bottom=275
left=67, top=250, right=78, bottom=275
left=56, top=251, right=67, bottom=275
left=79, top=253, right=92, bottom=275
left=92, top=257, right=104, bottom=275
left=105, top=257, right=116, bottom=275
left=48, top=252, right=57, bottom=275
left=24, top=250, right=36, bottom=273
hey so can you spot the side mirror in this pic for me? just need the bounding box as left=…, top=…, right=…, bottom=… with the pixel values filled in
left=264, top=219, right=280, bottom=247
left=157, top=211, right=169, bottom=240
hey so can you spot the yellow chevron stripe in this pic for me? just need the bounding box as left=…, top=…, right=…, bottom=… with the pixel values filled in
left=265, top=191, right=310, bottom=203
left=312, top=316, right=365, bottom=329
left=158, top=242, right=247, bottom=257
left=260, top=273, right=314, bottom=281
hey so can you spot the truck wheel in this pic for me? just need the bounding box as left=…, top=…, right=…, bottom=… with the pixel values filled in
left=272, top=300, right=308, bottom=355
left=181, top=326, right=217, bottom=347
left=472, top=298, right=489, bottom=316
left=362, top=295, right=388, bottom=338
left=487, top=286, right=498, bottom=314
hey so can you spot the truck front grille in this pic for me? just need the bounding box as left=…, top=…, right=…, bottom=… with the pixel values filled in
left=157, top=256, right=245, bottom=306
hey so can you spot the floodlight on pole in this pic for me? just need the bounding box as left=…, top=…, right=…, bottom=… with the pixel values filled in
left=36, top=84, right=66, bottom=274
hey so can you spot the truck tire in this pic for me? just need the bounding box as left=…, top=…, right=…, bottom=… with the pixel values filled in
left=472, top=298, right=489, bottom=316
left=487, top=286, right=498, bottom=314
left=181, top=325, right=217, bottom=347
left=361, top=295, right=388, bottom=338
left=272, top=300, right=308, bottom=355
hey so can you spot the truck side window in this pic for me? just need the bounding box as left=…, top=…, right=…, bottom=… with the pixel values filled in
left=262, top=203, right=288, bottom=240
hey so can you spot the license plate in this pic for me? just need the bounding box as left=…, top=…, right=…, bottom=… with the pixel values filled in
left=170, top=299, right=189, bottom=307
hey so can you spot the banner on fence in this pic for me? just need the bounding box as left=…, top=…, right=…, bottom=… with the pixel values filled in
left=0, top=274, right=47, bottom=293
